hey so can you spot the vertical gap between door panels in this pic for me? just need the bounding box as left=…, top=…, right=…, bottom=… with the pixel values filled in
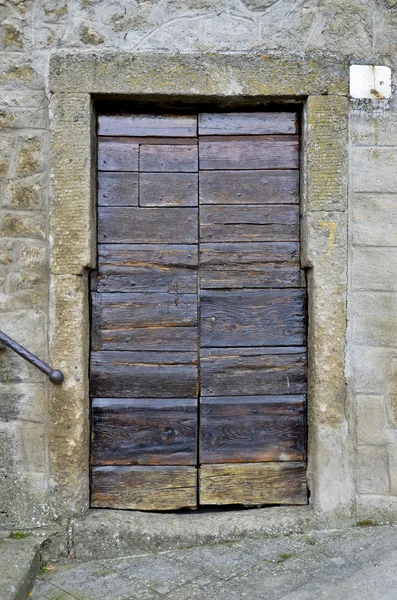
left=196, top=113, right=201, bottom=507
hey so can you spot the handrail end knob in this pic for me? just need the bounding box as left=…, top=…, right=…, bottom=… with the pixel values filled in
left=49, top=369, right=64, bottom=384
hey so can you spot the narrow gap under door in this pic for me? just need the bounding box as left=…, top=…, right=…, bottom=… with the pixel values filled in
left=89, top=110, right=308, bottom=510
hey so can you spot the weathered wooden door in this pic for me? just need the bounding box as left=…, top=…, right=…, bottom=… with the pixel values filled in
left=90, top=111, right=307, bottom=510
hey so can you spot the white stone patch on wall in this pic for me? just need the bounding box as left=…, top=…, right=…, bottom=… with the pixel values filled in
left=350, top=65, right=391, bottom=100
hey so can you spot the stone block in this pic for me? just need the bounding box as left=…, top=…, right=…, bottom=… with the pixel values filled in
left=0, top=383, right=46, bottom=423
left=303, top=95, right=348, bottom=211
left=352, top=194, right=397, bottom=246
left=49, top=274, right=90, bottom=518
left=4, top=177, right=45, bottom=210
left=352, top=247, right=397, bottom=291
left=356, top=446, right=389, bottom=494
left=356, top=395, right=389, bottom=446
left=50, top=93, right=95, bottom=275
left=351, top=292, right=397, bottom=346
left=351, top=346, right=392, bottom=394
left=0, top=212, right=45, bottom=240
left=15, top=134, right=47, bottom=177
left=352, top=147, right=397, bottom=193
left=17, top=421, right=46, bottom=472
left=350, top=112, right=397, bottom=146
left=49, top=51, right=349, bottom=96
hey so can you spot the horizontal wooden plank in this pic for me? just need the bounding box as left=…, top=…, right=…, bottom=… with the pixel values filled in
left=91, top=398, right=197, bottom=466
left=93, top=292, right=197, bottom=351
left=101, top=326, right=198, bottom=352
left=98, top=172, right=139, bottom=206
left=98, top=292, right=197, bottom=328
left=140, top=144, right=198, bottom=172
left=198, top=112, right=298, bottom=135
left=98, top=138, right=139, bottom=171
left=200, top=347, right=307, bottom=396
left=200, top=205, right=299, bottom=242
left=199, top=136, right=299, bottom=170
left=92, top=465, right=197, bottom=510
left=199, top=462, right=307, bottom=506
left=200, top=242, right=301, bottom=289
left=200, top=395, right=305, bottom=463
left=98, top=208, right=198, bottom=244
left=98, top=114, right=197, bottom=137
left=199, top=170, right=299, bottom=205
left=201, top=289, right=306, bottom=347
left=97, top=244, right=198, bottom=294
left=90, top=351, right=198, bottom=398
left=140, top=173, right=198, bottom=207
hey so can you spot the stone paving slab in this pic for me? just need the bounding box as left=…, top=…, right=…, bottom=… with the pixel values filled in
left=31, top=524, right=397, bottom=600
left=0, top=536, right=41, bottom=600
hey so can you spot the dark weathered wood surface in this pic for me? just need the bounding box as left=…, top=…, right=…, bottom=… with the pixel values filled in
left=91, top=398, right=197, bottom=466
left=99, top=114, right=197, bottom=137
left=98, top=207, right=198, bottom=244
left=201, top=289, right=306, bottom=347
left=92, top=465, right=197, bottom=510
left=200, top=347, right=307, bottom=396
left=199, top=395, right=305, bottom=463
left=200, top=205, right=299, bottom=242
left=98, top=139, right=139, bottom=171
left=98, top=172, right=139, bottom=206
left=199, top=170, right=299, bottom=205
left=92, top=110, right=307, bottom=509
left=97, top=292, right=197, bottom=328
left=97, top=244, right=198, bottom=293
left=199, top=462, right=307, bottom=505
left=140, top=144, right=198, bottom=172
left=101, top=326, right=198, bottom=352
left=198, top=112, right=298, bottom=136
left=93, top=292, right=197, bottom=351
left=199, top=136, right=299, bottom=170
left=140, top=173, right=198, bottom=207
left=200, top=242, right=300, bottom=289
left=91, top=351, right=198, bottom=398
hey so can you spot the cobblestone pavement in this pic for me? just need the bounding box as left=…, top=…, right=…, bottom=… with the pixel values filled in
left=31, top=524, right=397, bottom=600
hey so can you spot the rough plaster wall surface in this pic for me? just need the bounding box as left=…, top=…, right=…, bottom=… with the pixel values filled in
left=0, top=0, right=397, bottom=528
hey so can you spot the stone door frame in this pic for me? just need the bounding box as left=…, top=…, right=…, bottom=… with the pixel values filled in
left=48, top=51, right=351, bottom=520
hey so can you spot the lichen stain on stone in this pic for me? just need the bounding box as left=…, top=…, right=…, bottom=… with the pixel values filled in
left=80, top=24, right=104, bottom=45
left=0, top=111, right=16, bottom=128
left=320, top=221, right=337, bottom=257
left=3, top=23, right=23, bottom=49
left=18, top=137, right=41, bottom=175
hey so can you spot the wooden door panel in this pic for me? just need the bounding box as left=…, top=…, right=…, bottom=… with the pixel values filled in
left=98, top=138, right=139, bottom=171
left=98, top=207, right=198, bottom=244
left=200, top=242, right=301, bottom=289
left=92, top=466, right=197, bottom=510
left=140, top=144, right=198, bottom=172
left=139, top=173, right=198, bottom=207
left=199, top=170, right=299, bottom=205
left=92, top=110, right=307, bottom=510
left=99, top=114, right=197, bottom=137
left=92, top=292, right=197, bottom=352
left=201, top=289, right=306, bottom=347
left=198, top=112, right=298, bottom=135
left=199, top=395, right=305, bottom=463
left=199, top=462, right=307, bottom=506
left=97, top=244, right=198, bottom=294
left=199, top=136, right=299, bottom=170
left=90, top=351, right=198, bottom=398
left=98, top=172, right=139, bottom=207
left=200, top=347, right=307, bottom=396
left=91, top=398, right=197, bottom=466
left=200, top=205, right=299, bottom=242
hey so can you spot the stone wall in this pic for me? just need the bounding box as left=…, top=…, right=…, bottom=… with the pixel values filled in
left=1, top=0, right=397, bottom=528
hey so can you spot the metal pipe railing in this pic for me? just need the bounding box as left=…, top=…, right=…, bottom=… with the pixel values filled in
left=0, top=330, right=64, bottom=384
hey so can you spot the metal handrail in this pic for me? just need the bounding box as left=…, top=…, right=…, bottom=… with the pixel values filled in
left=0, top=330, right=64, bottom=384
